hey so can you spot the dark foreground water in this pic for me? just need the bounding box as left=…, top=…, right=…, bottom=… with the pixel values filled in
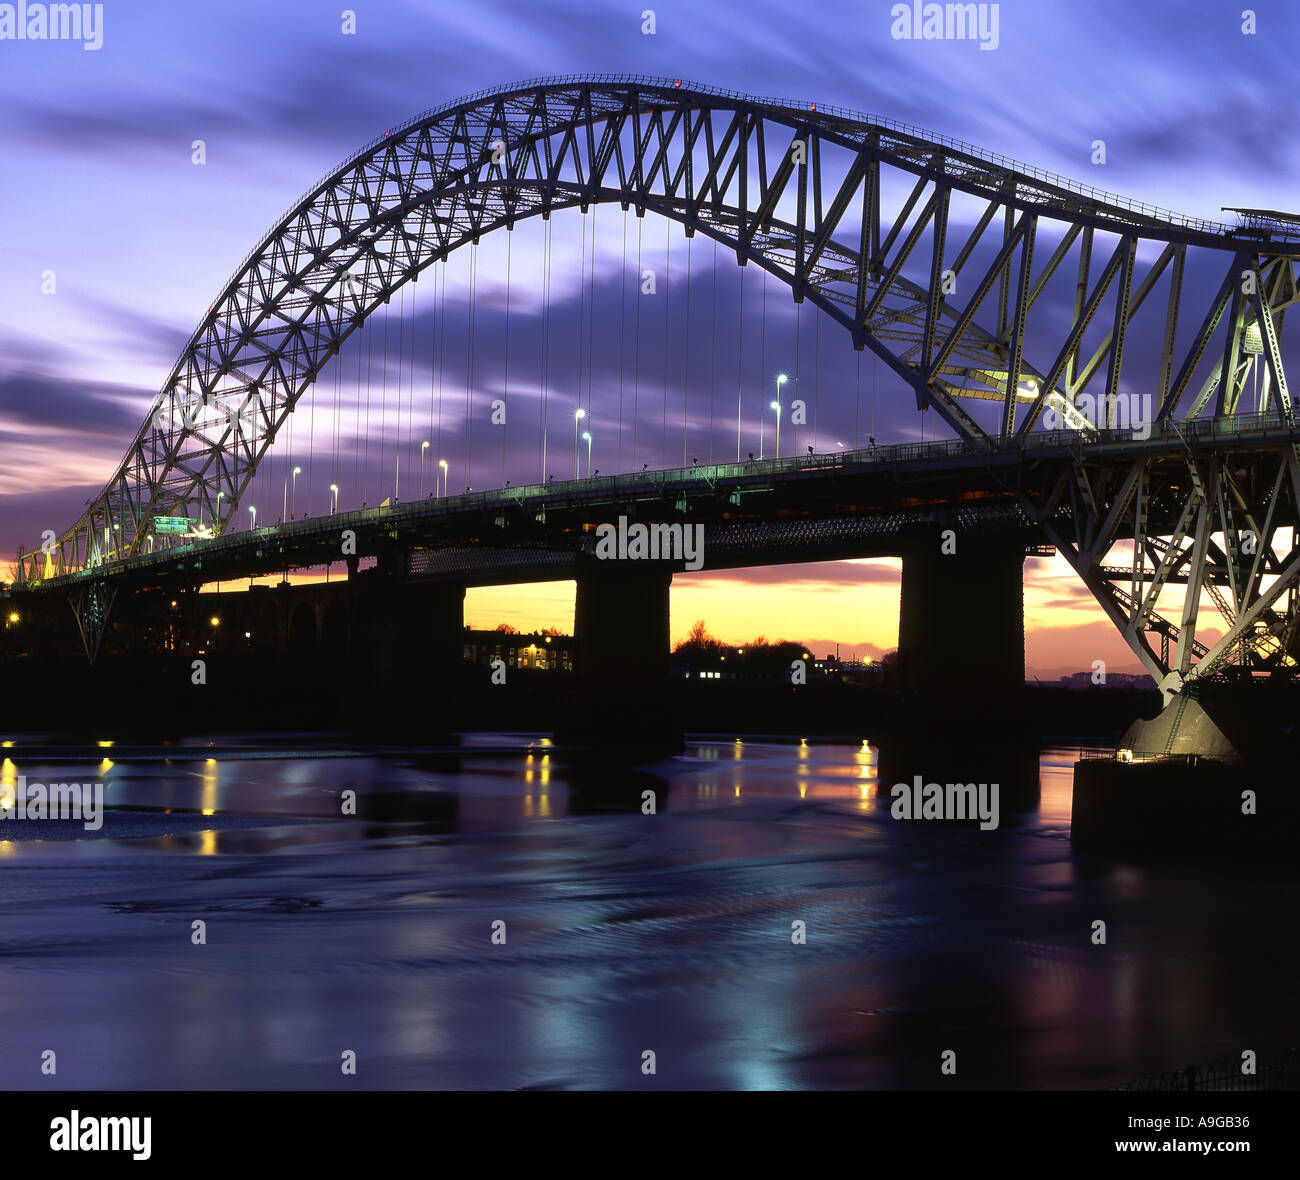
left=0, top=736, right=1295, bottom=1090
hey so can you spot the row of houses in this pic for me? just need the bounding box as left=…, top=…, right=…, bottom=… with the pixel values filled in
left=462, top=630, right=573, bottom=671
left=460, top=628, right=889, bottom=684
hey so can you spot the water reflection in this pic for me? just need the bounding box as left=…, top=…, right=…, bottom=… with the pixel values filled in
left=0, top=735, right=1293, bottom=1089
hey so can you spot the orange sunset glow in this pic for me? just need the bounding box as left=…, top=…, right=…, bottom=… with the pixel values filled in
left=460, top=552, right=1225, bottom=679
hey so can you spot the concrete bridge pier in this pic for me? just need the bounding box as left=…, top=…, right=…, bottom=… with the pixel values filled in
left=558, top=557, right=680, bottom=757
left=356, top=574, right=466, bottom=731
left=882, top=530, right=1038, bottom=810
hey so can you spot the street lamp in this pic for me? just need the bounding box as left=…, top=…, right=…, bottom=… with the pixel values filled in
left=248, top=505, right=257, bottom=530
left=573, top=408, right=585, bottom=479
left=291, top=466, right=301, bottom=519
left=420, top=441, right=430, bottom=497
left=329, top=483, right=339, bottom=514
left=216, top=490, right=225, bottom=526
left=438, top=459, right=448, bottom=498
left=774, top=374, right=789, bottom=459
left=581, top=430, right=592, bottom=477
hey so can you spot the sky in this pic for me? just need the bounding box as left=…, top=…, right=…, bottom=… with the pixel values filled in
left=2, top=0, right=1297, bottom=674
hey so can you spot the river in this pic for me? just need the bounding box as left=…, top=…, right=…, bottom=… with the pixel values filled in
left=0, top=736, right=1293, bottom=1089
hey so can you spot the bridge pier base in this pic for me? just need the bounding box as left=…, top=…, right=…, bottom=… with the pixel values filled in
left=558, top=558, right=680, bottom=758
left=881, top=531, right=1038, bottom=810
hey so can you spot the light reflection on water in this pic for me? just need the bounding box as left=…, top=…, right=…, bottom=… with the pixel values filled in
left=0, top=736, right=1293, bottom=1090
left=0, top=736, right=1086, bottom=852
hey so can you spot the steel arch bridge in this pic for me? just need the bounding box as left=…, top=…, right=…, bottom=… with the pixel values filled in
left=15, top=73, right=1300, bottom=694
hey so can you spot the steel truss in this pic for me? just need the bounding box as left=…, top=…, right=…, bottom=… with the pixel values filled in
left=12, top=73, right=1300, bottom=683
left=1023, top=439, right=1300, bottom=695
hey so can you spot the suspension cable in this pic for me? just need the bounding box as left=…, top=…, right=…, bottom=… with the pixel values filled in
left=661, top=218, right=671, bottom=468
left=682, top=230, right=691, bottom=466
left=363, top=309, right=373, bottom=506
left=794, top=294, right=800, bottom=458
left=355, top=317, right=364, bottom=504
left=855, top=348, right=861, bottom=449
left=586, top=205, right=597, bottom=421
left=465, top=243, right=477, bottom=491
left=759, top=273, right=767, bottom=458
left=304, top=341, right=316, bottom=518
left=503, top=227, right=511, bottom=489
left=406, top=273, right=416, bottom=501
left=428, top=259, right=437, bottom=484
left=577, top=208, right=587, bottom=439
left=736, top=260, right=744, bottom=461
left=709, top=236, right=716, bottom=464
left=394, top=285, right=404, bottom=502
left=813, top=304, right=820, bottom=454
left=618, top=209, right=627, bottom=471
left=332, top=316, right=342, bottom=494
left=541, top=217, right=552, bottom=481
left=633, top=214, right=642, bottom=469
left=377, top=298, right=389, bottom=503
left=436, top=257, right=447, bottom=491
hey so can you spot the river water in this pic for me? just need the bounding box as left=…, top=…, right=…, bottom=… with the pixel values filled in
left=0, top=736, right=1294, bottom=1090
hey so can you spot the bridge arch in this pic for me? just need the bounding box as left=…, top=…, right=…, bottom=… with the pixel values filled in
left=41, top=74, right=1295, bottom=580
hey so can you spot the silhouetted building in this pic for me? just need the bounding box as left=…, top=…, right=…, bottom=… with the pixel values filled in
left=462, top=629, right=573, bottom=672
left=672, top=644, right=877, bottom=684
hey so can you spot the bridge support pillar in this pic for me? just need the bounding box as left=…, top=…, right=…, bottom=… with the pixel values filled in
left=358, top=577, right=465, bottom=732
left=882, top=530, right=1037, bottom=808
left=897, top=531, right=1025, bottom=705
left=559, top=558, right=680, bottom=757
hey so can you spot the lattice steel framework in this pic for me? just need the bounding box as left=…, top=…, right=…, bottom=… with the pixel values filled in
left=14, top=74, right=1300, bottom=685
left=1024, top=436, right=1300, bottom=695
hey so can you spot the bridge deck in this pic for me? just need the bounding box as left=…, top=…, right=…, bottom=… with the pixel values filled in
left=11, top=414, right=1299, bottom=593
